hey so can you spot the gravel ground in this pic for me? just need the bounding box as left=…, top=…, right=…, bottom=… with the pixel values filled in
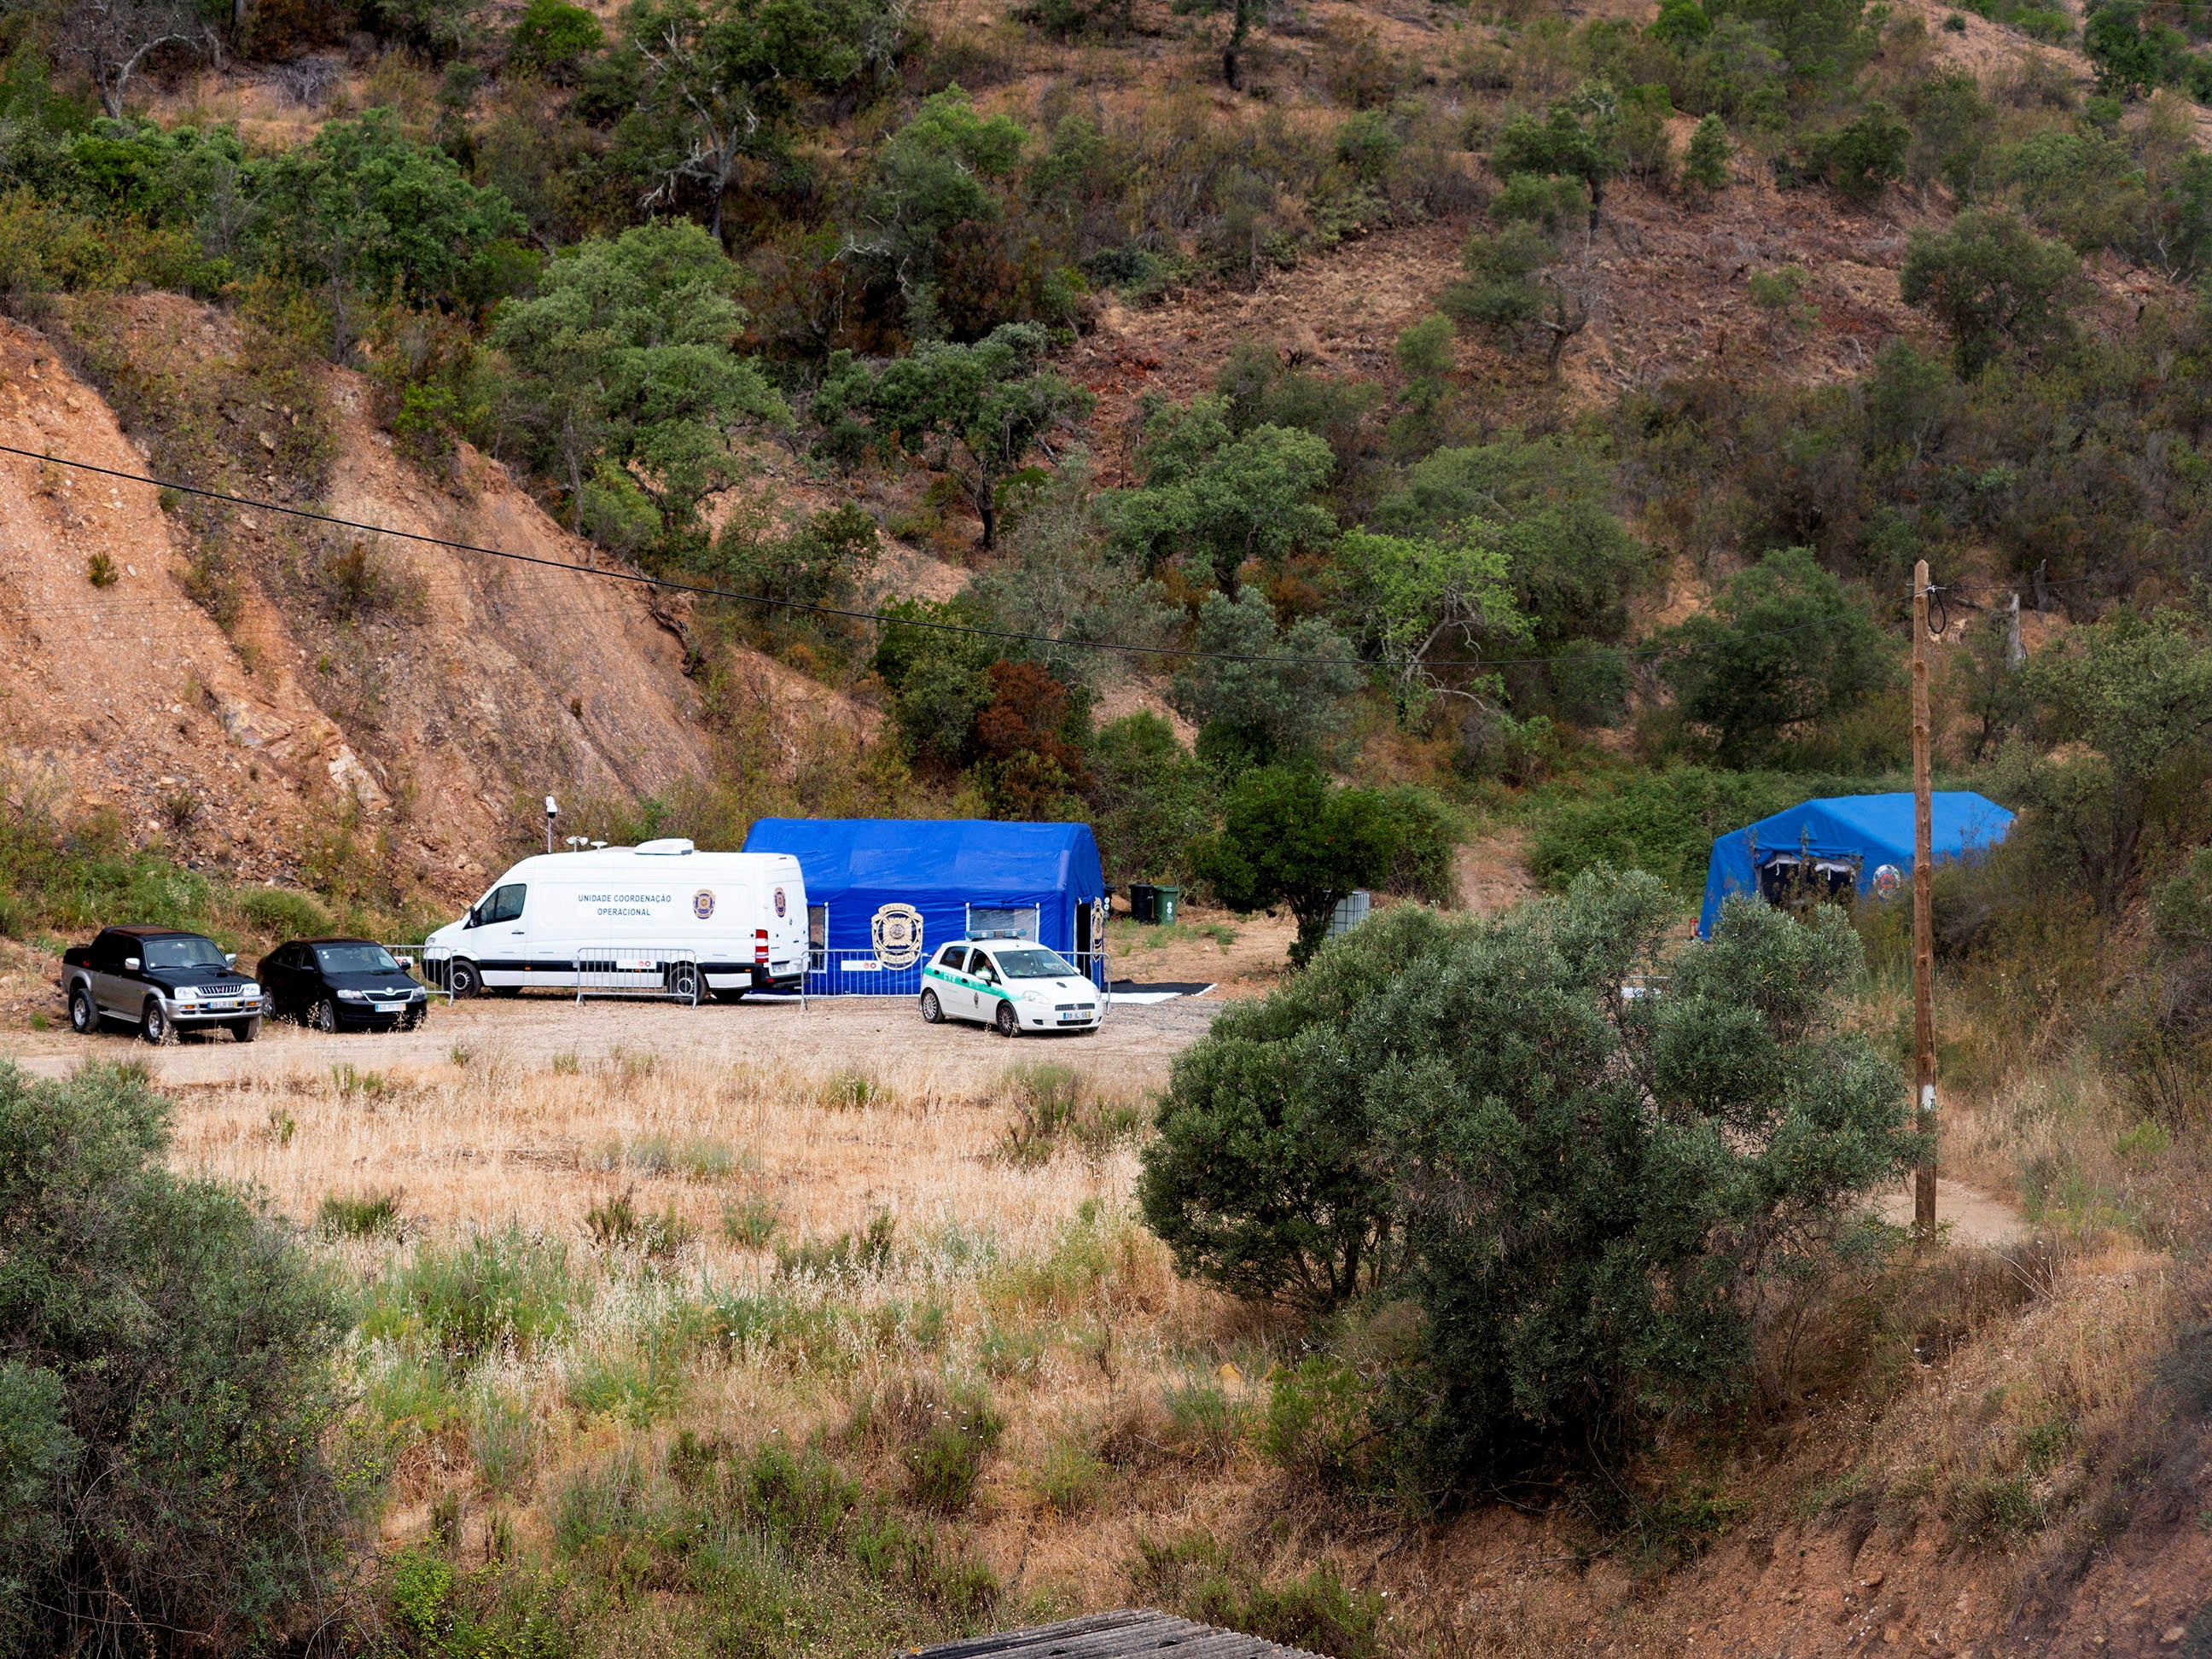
left=0, top=988, right=1225, bottom=1094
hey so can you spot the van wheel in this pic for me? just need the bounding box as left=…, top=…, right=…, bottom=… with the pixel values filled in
left=69, top=985, right=96, bottom=1034
left=141, top=1000, right=173, bottom=1045
left=994, top=1001, right=1018, bottom=1039
left=920, top=989, right=944, bottom=1024
left=447, top=959, right=482, bottom=999
left=667, top=962, right=700, bottom=1004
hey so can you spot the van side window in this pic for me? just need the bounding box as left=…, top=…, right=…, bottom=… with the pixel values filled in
left=940, top=946, right=966, bottom=972
left=482, top=884, right=527, bottom=924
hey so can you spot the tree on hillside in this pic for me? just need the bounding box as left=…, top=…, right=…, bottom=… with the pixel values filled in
left=817, top=322, right=1092, bottom=550
left=1438, top=222, right=1592, bottom=380
left=0, top=1062, right=347, bottom=1653
left=2006, top=608, right=2212, bottom=915
left=1188, top=766, right=1412, bottom=965
left=1085, top=712, right=1215, bottom=884
left=57, top=0, right=215, bottom=119
left=1167, top=590, right=1363, bottom=772
left=1657, top=546, right=1895, bottom=767
left=1899, top=210, right=2085, bottom=378
left=491, top=220, right=788, bottom=550
left=509, top=0, right=604, bottom=80
left=2082, top=0, right=2186, bottom=97
left=847, top=87, right=1031, bottom=338
left=1336, top=525, right=1527, bottom=712
left=1097, top=394, right=1338, bottom=595
left=1685, top=113, right=1732, bottom=191
left=614, top=0, right=888, bottom=240
left=258, top=109, right=523, bottom=361
left=1140, top=873, right=1916, bottom=1480
left=1490, top=88, right=1621, bottom=230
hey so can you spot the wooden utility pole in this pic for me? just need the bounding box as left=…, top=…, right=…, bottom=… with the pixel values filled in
left=1912, top=560, right=1937, bottom=1239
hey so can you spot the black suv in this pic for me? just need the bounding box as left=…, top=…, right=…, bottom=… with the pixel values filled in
left=61, top=927, right=264, bottom=1044
left=257, top=938, right=430, bottom=1032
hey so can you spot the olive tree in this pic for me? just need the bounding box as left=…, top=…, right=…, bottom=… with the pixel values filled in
left=1141, top=871, right=1917, bottom=1479
left=490, top=221, right=787, bottom=550
left=0, top=1062, right=349, bottom=1653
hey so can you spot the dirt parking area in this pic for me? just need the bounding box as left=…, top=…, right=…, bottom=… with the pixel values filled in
left=0, top=987, right=1223, bottom=1094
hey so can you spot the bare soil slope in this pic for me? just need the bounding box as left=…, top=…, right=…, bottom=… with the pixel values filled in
left=0, top=298, right=876, bottom=900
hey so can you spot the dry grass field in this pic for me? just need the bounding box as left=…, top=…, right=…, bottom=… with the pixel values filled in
left=5, top=923, right=2206, bottom=1656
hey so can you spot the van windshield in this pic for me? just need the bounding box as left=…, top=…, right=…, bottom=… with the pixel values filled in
left=992, top=947, right=1077, bottom=979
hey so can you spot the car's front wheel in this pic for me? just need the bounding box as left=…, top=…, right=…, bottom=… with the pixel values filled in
left=311, top=998, right=338, bottom=1033
left=230, top=1016, right=261, bottom=1043
left=141, top=999, right=172, bottom=1045
left=920, top=989, right=944, bottom=1024
left=446, top=959, right=482, bottom=999
left=993, top=1000, right=1018, bottom=1039
left=68, top=985, right=96, bottom=1035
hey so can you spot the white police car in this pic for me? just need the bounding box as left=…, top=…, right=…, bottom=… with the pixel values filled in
left=918, top=939, right=1102, bottom=1036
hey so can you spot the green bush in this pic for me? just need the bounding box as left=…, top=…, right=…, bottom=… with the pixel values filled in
left=1143, top=872, right=1918, bottom=1481
left=1132, top=1529, right=1384, bottom=1659
left=0, top=1062, right=349, bottom=1653
left=317, top=1189, right=403, bottom=1239
left=1190, top=767, right=1435, bottom=965
left=368, top=1225, right=578, bottom=1359
left=1656, top=548, right=1897, bottom=768
left=239, top=885, right=333, bottom=937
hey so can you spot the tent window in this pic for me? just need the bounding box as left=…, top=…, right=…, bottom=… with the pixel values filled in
left=968, top=905, right=1039, bottom=941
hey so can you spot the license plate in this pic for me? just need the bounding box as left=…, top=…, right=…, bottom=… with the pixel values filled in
left=374, top=1002, right=405, bottom=1013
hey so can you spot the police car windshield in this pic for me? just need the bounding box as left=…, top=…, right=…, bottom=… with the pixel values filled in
left=143, top=935, right=229, bottom=970
left=991, top=947, right=1076, bottom=979
left=317, top=943, right=403, bottom=974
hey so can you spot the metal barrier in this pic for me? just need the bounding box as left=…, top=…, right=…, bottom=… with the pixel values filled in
left=575, top=946, right=701, bottom=1005
left=799, top=947, right=1109, bottom=998
left=382, top=944, right=455, bottom=1003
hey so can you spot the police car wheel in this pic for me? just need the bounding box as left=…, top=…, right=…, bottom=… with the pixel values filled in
left=993, top=1001, right=1017, bottom=1039
left=920, top=990, right=944, bottom=1024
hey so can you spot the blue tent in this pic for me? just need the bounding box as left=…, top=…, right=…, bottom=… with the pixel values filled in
left=741, top=818, right=1109, bottom=992
left=1697, top=792, right=2013, bottom=938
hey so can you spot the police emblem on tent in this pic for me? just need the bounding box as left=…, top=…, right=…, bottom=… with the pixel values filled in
left=871, top=903, right=925, bottom=969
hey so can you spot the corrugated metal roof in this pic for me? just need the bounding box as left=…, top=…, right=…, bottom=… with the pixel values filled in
left=902, top=1609, right=1330, bottom=1659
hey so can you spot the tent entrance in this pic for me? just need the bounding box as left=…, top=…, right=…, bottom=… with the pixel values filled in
left=968, top=905, right=1040, bottom=941
left=1757, top=854, right=1859, bottom=911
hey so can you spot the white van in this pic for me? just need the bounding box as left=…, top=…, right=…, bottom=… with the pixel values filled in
left=422, top=839, right=807, bottom=1001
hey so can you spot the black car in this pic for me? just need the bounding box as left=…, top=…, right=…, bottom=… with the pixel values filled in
left=258, top=938, right=431, bottom=1032
left=61, top=926, right=264, bottom=1044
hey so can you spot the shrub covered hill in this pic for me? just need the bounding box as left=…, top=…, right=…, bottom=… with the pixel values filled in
left=11, top=0, right=2212, bottom=1652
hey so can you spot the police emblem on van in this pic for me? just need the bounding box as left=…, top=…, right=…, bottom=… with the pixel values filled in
left=774, top=887, right=787, bottom=917
left=693, top=889, right=715, bottom=919
left=870, top=903, right=924, bottom=969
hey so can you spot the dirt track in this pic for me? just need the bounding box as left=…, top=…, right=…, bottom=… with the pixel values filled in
left=0, top=989, right=1223, bottom=1095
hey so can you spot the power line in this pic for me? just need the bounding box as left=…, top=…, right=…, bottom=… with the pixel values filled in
left=3, top=443, right=1848, bottom=670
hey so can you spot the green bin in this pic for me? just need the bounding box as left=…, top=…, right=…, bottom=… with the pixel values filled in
left=1154, top=886, right=1180, bottom=926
